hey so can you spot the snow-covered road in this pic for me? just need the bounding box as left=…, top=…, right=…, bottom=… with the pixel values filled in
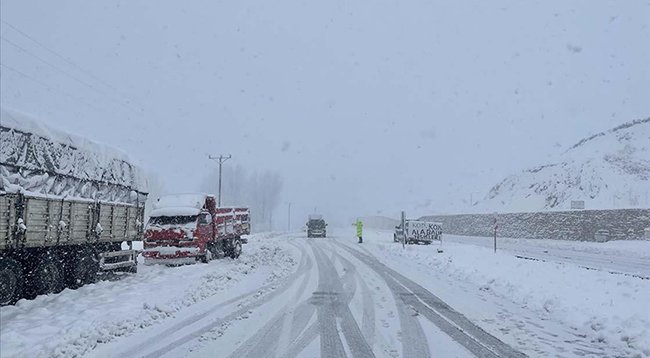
left=442, top=234, right=650, bottom=279
left=1, top=231, right=648, bottom=357
left=86, top=236, right=519, bottom=358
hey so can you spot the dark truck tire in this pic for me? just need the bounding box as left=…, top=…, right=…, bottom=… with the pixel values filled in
left=0, top=257, right=24, bottom=305
left=28, top=251, right=65, bottom=297
left=67, top=247, right=99, bottom=288
left=228, top=239, right=242, bottom=259
left=200, top=249, right=213, bottom=264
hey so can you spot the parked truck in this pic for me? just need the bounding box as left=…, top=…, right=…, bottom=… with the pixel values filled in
left=394, top=220, right=442, bottom=245
left=0, top=107, right=146, bottom=305
left=142, top=194, right=250, bottom=265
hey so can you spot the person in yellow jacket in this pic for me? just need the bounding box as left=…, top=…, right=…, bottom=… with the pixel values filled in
left=355, top=219, right=363, bottom=243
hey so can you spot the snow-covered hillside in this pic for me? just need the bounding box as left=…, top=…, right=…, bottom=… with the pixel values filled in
left=475, top=118, right=650, bottom=212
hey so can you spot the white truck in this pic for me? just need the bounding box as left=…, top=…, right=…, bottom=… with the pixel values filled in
left=394, top=220, right=443, bottom=245
left=0, top=108, right=147, bottom=305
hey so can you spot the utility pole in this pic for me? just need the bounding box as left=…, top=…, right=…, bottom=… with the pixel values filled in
left=208, top=154, right=232, bottom=207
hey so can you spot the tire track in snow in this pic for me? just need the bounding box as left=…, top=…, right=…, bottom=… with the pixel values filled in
left=226, top=250, right=315, bottom=358
left=122, top=243, right=311, bottom=358
left=281, top=241, right=372, bottom=358
left=310, top=241, right=376, bottom=358
left=330, top=245, right=376, bottom=348
left=336, top=241, right=527, bottom=358
left=227, top=239, right=365, bottom=358
left=331, top=241, right=430, bottom=358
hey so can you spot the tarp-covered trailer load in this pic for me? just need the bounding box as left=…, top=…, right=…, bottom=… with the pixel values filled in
left=0, top=107, right=147, bottom=305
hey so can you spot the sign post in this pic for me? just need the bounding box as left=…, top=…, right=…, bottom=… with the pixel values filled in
left=401, top=211, right=406, bottom=249
left=493, top=213, right=498, bottom=253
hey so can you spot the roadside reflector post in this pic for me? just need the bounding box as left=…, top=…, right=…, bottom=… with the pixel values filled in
left=401, top=211, right=406, bottom=249
left=493, top=213, right=498, bottom=253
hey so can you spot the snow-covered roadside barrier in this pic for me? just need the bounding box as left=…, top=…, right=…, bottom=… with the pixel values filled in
left=362, top=230, right=650, bottom=357
left=0, top=234, right=299, bottom=358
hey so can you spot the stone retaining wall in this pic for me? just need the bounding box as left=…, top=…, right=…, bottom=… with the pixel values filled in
left=419, top=209, right=650, bottom=241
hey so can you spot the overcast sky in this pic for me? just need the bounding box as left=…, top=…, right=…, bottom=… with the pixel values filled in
left=1, top=0, right=649, bottom=226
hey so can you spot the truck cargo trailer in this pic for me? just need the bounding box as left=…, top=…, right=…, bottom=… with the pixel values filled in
left=0, top=107, right=147, bottom=305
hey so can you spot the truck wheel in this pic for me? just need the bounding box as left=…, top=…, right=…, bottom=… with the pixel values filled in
left=28, top=251, right=65, bottom=297
left=229, top=240, right=242, bottom=259
left=0, top=257, right=24, bottom=305
left=67, top=247, right=99, bottom=288
left=200, top=249, right=213, bottom=264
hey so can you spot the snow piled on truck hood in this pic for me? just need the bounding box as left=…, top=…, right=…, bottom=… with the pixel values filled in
left=154, top=194, right=211, bottom=210
left=149, top=206, right=202, bottom=217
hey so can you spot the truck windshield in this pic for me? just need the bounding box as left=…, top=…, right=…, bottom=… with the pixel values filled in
left=148, top=216, right=197, bottom=226
left=308, top=220, right=326, bottom=228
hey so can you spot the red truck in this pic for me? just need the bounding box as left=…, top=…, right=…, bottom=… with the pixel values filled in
left=143, top=194, right=250, bottom=265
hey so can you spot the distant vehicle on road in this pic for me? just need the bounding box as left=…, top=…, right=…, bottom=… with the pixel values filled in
left=306, top=214, right=327, bottom=238
left=394, top=220, right=442, bottom=245
left=143, top=194, right=250, bottom=265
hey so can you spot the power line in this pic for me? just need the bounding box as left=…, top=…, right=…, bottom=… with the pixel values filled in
left=1, top=36, right=110, bottom=97
left=1, top=62, right=106, bottom=113
left=1, top=36, right=141, bottom=117
left=0, top=20, right=141, bottom=113
left=0, top=20, right=142, bottom=112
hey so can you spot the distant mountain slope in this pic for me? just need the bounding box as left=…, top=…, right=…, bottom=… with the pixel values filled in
left=475, top=118, right=650, bottom=212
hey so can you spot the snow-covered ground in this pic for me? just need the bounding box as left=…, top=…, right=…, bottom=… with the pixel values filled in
left=0, top=233, right=298, bottom=358
left=364, top=230, right=650, bottom=357
left=442, top=234, right=650, bottom=279
left=2, top=230, right=648, bottom=357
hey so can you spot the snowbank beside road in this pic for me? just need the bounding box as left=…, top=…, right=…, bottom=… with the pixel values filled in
left=362, top=230, right=650, bottom=357
left=441, top=234, right=650, bottom=278
left=0, top=234, right=299, bottom=358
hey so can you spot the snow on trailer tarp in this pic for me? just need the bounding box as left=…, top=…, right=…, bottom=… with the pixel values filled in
left=0, top=107, right=147, bottom=205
